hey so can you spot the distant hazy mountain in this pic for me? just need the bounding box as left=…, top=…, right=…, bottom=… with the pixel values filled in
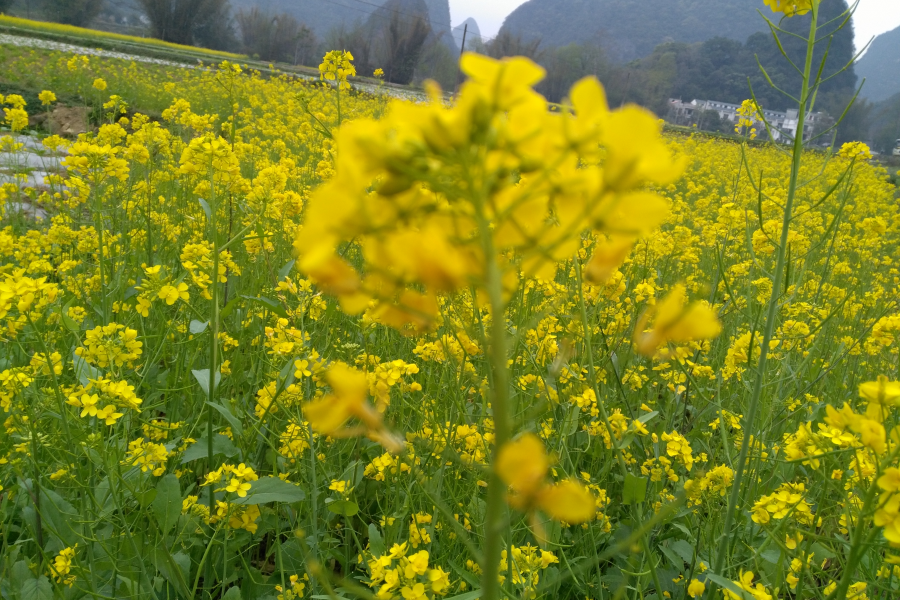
left=233, top=0, right=454, bottom=49
left=452, top=17, right=480, bottom=50
left=498, top=0, right=777, bottom=62
left=856, top=25, right=900, bottom=103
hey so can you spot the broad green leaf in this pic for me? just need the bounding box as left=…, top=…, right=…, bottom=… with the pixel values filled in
left=232, top=476, right=305, bottom=505
left=670, top=539, right=696, bottom=565
left=220, top=296, right=241, bottom=319
left=623, top=473, right=648, bottom=504
left=72, top=352, right=100, bottom=387
left=222, top=587, right=242, bottom=600
left=152, top=548, right=192, bottom=598
left=152, top=474, right=182, bottom=535
left=198, top=197, right=212, bottom=222
left=135, top=488, right=157, bottom=508
left=242, top=295, right=289, bottom=319
left=39, top=488, right=80, bottom=547
left=206, top=401, right=243, bottom=437
left=637, top=410, right=659, bottom=424
left=326, top=499, right=359, bottom=516
left=10, top=561, right=30, bottom=590
left=20, top=577, right=53, bottom=600
left=192, top=368, right=221, bottom=395
left=704, top=574, right=756, bottom=600
left=180, top=434, right=239, bottom=463
left=368, top=523, right=385, bottom=557
left=658, top=544, right=685, bottom=571
left=60, top=300, right=79, bottom=333
left=442, top=591, right=483, bottom=600
left=278, top=259, right=296, bottom=282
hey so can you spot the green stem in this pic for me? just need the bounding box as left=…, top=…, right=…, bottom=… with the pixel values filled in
left=827, top=449, right=887, bottom=600
left=477, top=192, right=512, bottom=600
left=205, top=174, right=221, bottom=598
left=711, top=3, right=819, bottom=587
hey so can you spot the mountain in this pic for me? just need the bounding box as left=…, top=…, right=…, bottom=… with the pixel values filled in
left=232, top=0, right=455, bottom=50
left=452, top=17, right=480, bottom=50
left=498, top=0, right=777, bottom=62
left=856, top=25, right=900, bottom=103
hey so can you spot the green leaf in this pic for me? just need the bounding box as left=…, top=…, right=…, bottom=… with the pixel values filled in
left=232, top=476, right=306, bottom=505
left=242, top=295, right=289, bottom=319
left=704, top=574, right=756, bottom=600
left=152, top=474, right=182, bottom=535
left=658, top=544, right=684, bottom=571
left=207, top=401, right=243, bottom=437
left=180, top=435, right=239, bottom=463
left=442, top=591, right=483, bottom=600
left=72, top=352, right=100, bottom=387
left=10, top=561, right=30, bottom=590
left=278, top=259, right=296, bottom=282
left=192, top=368, right=221, bottom=395
left=637, top=410, right=659, bottom=424
left=220, top=296, right=241, bottom=319
left=135, top=488, right=157, bottom=508
left=39, top=488, right=80, bottom=547
left=20, top=577, right=53, bottom=600
left=189, top=320, right=209, bottom=334
left=670, top=540, right=695, bottom=565
left=623, top=473, right=647, bottom=504
left=326, top=499, right=359, bottom=516
left=222, top=586, right=242, bottom=600
left=60, top=300, right=79, bottom=333
left=198, top=197, right=212, bottom=222
left=152, top=548, right=192, bottom=598
left=368, top=524, right=385, bottom=557
left=561, top=404, right=580, bottom=436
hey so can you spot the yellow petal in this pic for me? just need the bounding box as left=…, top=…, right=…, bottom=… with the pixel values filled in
left=584, top=237, right=634, bottom=284
left=538, top=480, right=596, bottom=523
left=495, top=433, right=549, bottom=495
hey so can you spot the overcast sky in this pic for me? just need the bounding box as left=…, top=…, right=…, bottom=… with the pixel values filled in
left=448, top=0, right=900, bottom=50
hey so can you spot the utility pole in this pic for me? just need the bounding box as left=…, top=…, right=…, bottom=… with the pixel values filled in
left=453, top=23, right=468, bottom=96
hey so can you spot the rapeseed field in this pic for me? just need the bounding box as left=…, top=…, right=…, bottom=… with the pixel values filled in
left=0, top=3, right=898, bottom=600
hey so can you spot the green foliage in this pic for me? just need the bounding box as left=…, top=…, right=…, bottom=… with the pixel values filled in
left=137, top=0, right=231, bottom=46
left=235, top=6, right=309, bottom=63
left=499, top=0, right=772, bottom=62
left=869, top=92, right=900, bottom=154
left=39, top=0, right=104, bottom=27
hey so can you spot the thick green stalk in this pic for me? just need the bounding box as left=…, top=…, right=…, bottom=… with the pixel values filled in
left=478, top=201, right=512, bottom=600
left=711, top=4, right=819, bottom=585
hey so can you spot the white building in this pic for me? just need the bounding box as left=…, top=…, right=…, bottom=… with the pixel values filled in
left=667, top=98, right=830, bottom=142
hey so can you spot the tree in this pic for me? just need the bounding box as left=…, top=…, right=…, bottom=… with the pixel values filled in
left=325, top=23, right=374, bottom=76
left=193, top=2, right=238, bottom=51
left=380, top=10, right=431, bottom=85
left=415, top=35, right=458, bottom=90
left=0, top=0, right=14, bottom=14
left=137, top=0, right=230, bottom=45
left=536, top=42, right=608, bottom=103
left=485, top=30, right=542, bottom=61
left=292, top=24, right=319, bottom=67
left=41, top=0, right=104, bottom=26
left=237, top=7, right=303, bottom=63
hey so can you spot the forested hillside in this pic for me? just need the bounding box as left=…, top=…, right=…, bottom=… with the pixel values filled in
left=498, top=0, right=772, bottom=62
left=856, top=24, right=900, bottom=103
left=232, top=0, right=454, bottom=49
